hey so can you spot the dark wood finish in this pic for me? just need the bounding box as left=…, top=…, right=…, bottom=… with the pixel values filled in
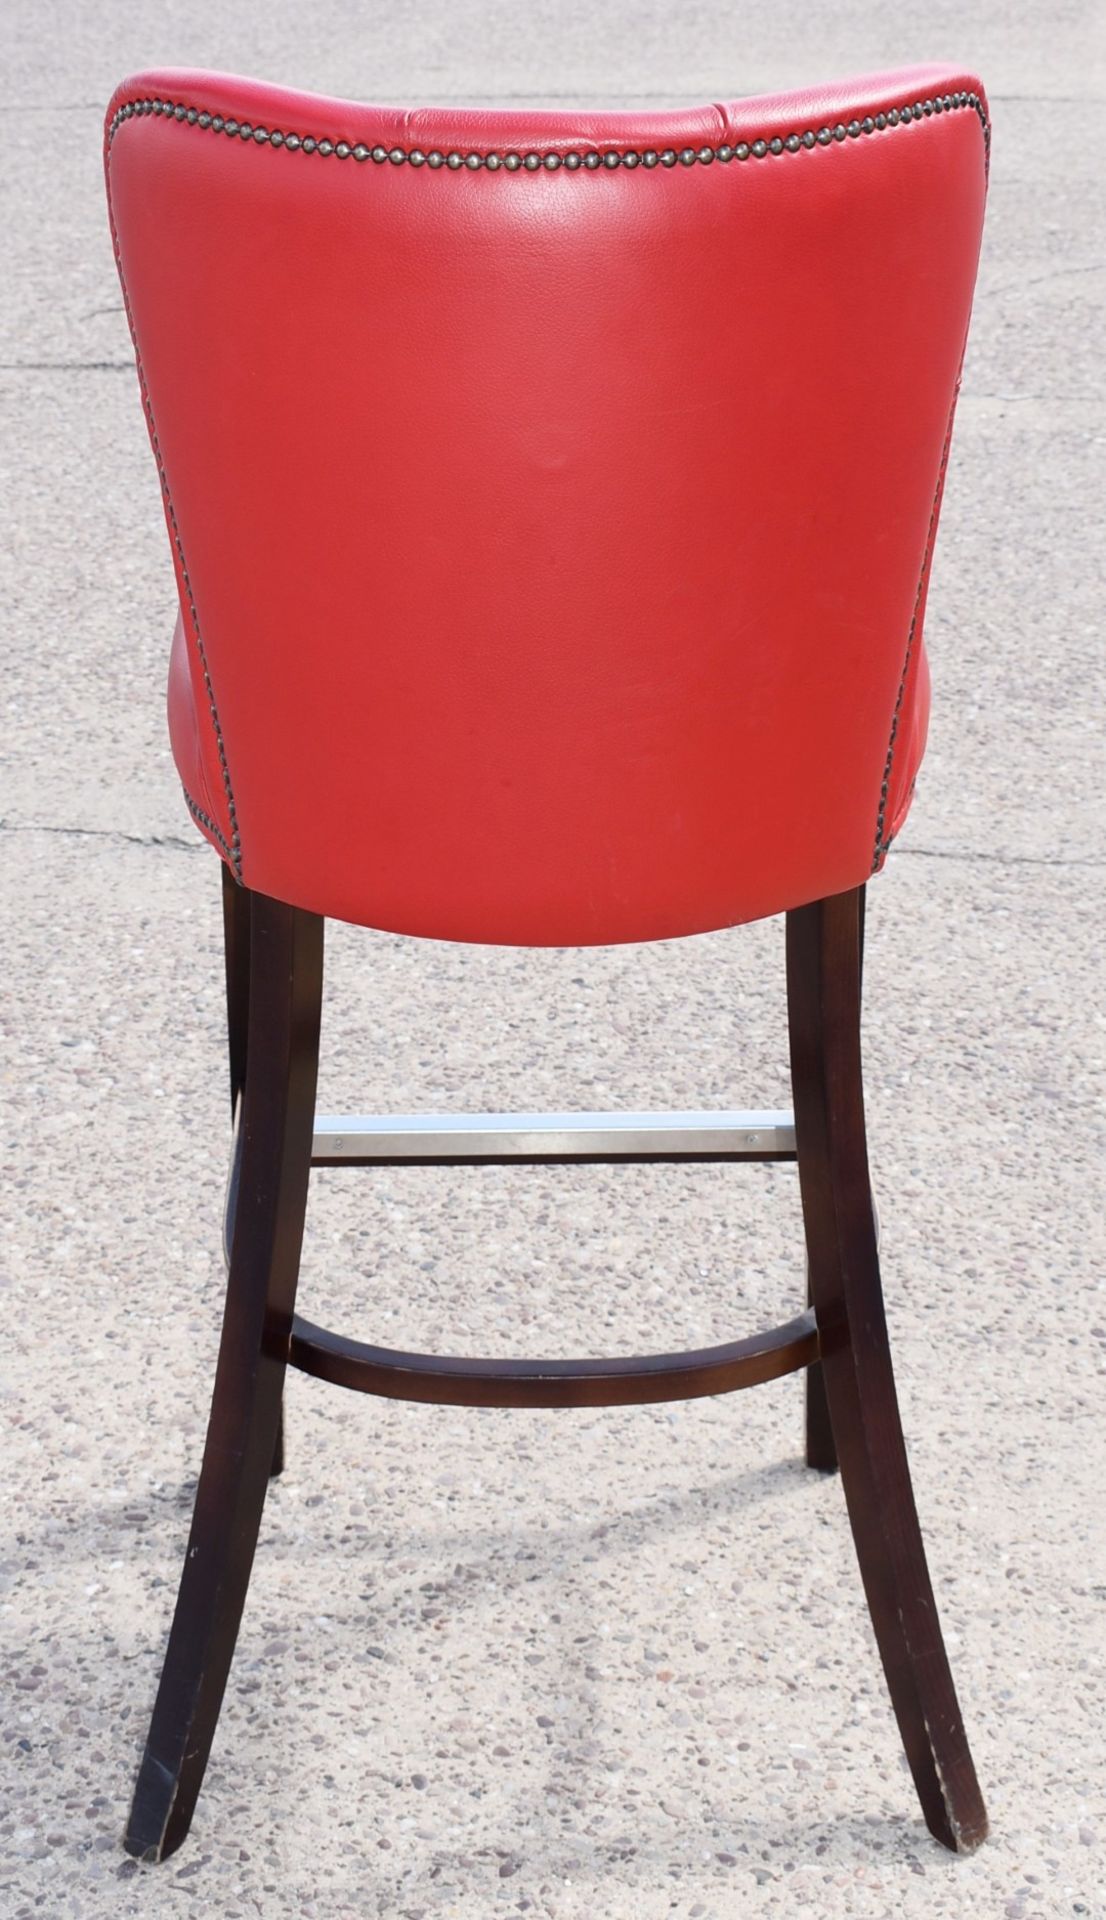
left=803, top=1259, right=837, bottom=1470
left=222, top=869, right=284, bottom=1479
left=786, top=886, right=987, bottom=1852
left=220, top=862, right=250, bottom=1115
left=126, top=874, right=987, bottom=1862
left=125, top=892, right=323, bottom=1862
left=288, top=1307, right=819, bottom=1408
left=801, top=885, right=865, bottom=1473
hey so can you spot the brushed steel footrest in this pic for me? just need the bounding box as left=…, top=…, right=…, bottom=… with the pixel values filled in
left=311, top=1108, right=796, bottom=1165
left=224, top=1105, right=797, bottom=1268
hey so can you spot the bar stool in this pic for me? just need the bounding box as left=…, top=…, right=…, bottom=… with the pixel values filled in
left=104, top=62, right=991, bottom=1864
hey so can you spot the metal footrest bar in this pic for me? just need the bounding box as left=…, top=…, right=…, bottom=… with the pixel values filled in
left=311, top=1108, right=796, bottom=1166
left=287, top=1306, right=819, bottom=1409
left=224, top=1106, right=795, bottom=1270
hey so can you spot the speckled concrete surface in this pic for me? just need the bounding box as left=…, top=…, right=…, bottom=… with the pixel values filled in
left=2, top=6, right=1104, bottom=1917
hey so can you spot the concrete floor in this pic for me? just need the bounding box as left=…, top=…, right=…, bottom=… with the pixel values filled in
left=2, top=5, right=1104, bottom=1916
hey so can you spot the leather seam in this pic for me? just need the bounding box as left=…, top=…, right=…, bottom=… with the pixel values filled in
left=106, top=89, right=990, bottom=174
left=104, top=138, right=243, bottom=879
left=182, top=787, right=238, bottom=864
left=871, top=399, right=957, bottom=869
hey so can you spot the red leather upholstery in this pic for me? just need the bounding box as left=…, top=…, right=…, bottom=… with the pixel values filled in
left=105, top=66, right=988, bottom=944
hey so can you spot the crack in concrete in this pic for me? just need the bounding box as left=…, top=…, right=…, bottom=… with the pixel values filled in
left=897, top=844, right=1103, bottom=868
left=0, top=819, right=201, bottom=852
left=2, top=818, right=1101, bottom=869
left=0, top=360, right=132, bottom=372
left=0, top=101, right=103, bottom=113
left=991, top=261, right=1105, bottom=296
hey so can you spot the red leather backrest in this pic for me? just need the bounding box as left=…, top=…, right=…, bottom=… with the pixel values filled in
left=105, top=66, right=988, bottom=944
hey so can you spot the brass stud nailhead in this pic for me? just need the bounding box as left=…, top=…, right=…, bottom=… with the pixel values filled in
left=107, top=90, right=991, bottom=192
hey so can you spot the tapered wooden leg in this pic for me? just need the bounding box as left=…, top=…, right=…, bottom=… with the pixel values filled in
left=125, top=890, right=324, bottom=1862
left=787, top=888, right=987, bottom=1853
left=221, top=861, right=251, bottom=1116
left=269, top=1400, right=285, bottom=1479
left=223, top=866, right=285, bottom=1479
left=803, top=1255, right=837, bottom=1471
left=802, top=887, right=863, bottom=1471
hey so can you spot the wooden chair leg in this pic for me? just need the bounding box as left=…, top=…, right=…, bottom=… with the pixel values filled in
left=803, top=1255, right=838, bottom=1471
left=802, top=887, right=869, bottom=1472
left=223, top=867, right=285, bottom=1480
left=125, top=889, right=324, bottom=1862
left=221, top=861, right=251, bottom=1115
left=786, top=887, right=988, bottom=1853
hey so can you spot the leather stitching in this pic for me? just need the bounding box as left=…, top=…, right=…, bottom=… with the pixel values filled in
left=871, top=399, right=957, bottom=869
left=182, top=787, right=238, bottom=864
left=106, top=89, right=990, bottom=174
left=104, top=142, right=243, bottom=878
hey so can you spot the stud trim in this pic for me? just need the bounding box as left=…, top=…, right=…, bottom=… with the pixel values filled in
left=872, top=396, right=959, bottom=869
left=107, top=89, right=990, bottom=177
left=182, top=788, right=238, bottom=864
